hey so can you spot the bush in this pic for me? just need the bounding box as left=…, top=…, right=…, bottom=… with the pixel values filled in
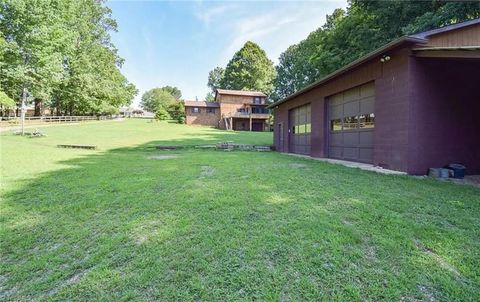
left=168, top=102, right=185, bottom=120
left=177, top=116, right=185, bottom=124
left=155, top=106, right=171, bottom=121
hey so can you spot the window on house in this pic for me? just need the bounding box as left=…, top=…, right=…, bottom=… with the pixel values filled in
left=207, top=108, right=215, bottom=114
left=253, top=97, right=261, bottom=104
left=191, top=107, right=200, bottom=113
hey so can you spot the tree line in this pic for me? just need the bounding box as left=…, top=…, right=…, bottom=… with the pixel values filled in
left=206, top=1, right=480, bottom=103
left=0, top=0, right=137, bottom=116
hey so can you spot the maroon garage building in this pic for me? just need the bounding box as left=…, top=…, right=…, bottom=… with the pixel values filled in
left=268, top=19, right=480, bottom=175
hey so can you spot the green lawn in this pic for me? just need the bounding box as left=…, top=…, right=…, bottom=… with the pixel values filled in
left=1, top=119, right=479, bottom=301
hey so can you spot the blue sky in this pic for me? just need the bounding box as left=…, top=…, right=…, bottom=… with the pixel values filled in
left=108, top=0, right=348, bottom=106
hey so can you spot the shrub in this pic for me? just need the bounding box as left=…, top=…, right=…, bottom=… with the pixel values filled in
left=155, top=106, right=171, bottom=121
left=168, top=102, right=185, bottom=121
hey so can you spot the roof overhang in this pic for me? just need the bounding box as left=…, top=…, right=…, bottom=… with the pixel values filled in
left=267, top=36, right=427, bottom=109
left=412, top=46, right=480, bottom=59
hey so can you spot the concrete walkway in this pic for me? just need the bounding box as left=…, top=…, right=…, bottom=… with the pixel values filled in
left=287, top=153, right=407, bottom=175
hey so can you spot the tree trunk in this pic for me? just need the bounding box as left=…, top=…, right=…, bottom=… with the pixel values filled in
left=34, top=98, right=42, bottom=116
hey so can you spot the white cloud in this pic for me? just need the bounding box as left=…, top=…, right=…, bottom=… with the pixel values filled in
left=217, top=1, right=348, bottom=65
left=195, top=4, right=233, bottom=27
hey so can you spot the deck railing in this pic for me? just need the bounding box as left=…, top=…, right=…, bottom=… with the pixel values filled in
left=225, top=112, right=270, bottom=119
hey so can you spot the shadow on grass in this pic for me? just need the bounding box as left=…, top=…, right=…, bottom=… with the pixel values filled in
left=1, top=138, right=480, bottom=301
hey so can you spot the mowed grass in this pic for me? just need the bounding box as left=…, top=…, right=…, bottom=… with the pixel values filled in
left=1, top=119, right=479, bottom=301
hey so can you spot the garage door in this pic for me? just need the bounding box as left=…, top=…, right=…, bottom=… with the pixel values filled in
left=328, top=82, right=375, bottom=163
left=289, top=104, right=311, bottom=155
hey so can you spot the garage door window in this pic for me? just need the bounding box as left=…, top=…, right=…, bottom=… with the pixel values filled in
left=330, top=119, right=342, bottom=131
left=343, top=116, right=359, bottom=130
left=359, top=113, right=375, bottom=128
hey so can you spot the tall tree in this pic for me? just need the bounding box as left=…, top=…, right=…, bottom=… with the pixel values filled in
left=0, top=0, right=137, bottom=116
left=140, top=87, right=181, bottom=113
left=221, top=41, right=276, bottom=96
left=160, top=86, right=182, bottom=100
left=207, top=67, right=224, bottom=91
left=206, top=66, right=224, bottom=101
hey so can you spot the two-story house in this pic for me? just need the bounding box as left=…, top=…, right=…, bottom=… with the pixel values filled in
left=184, top=89, right=270, bottom=131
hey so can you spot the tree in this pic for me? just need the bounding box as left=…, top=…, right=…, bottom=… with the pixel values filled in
left=205, top=92, right=215, bottom=102
left=166, top=101, right=185, bottom=124
left=401, top=1, right=480, bottom=34
left=154, top=106, right=171, bottom=121
left=168, top=102, right=185, bottom=122
left=0, top=0, right=137, bottom=116
left=160, top=86, right=182, bottom=100
left=140, top=88, right=178, bottom=113
left=207, top=67, right=224, bottom=90
left=0, top=90, right=16, bottom=108
left=221, top=41, right=276, bottom=96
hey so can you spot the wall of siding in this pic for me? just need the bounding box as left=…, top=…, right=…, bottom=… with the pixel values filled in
left=423, top=24, right=480, bottom=48
left=408, top=57, right=480, bottom=174
left=273, top=46, right=412, bottom=171
left=185, top=108, right=220, bottom=126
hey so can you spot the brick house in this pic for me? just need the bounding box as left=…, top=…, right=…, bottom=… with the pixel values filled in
left=268, top=18, right=480, bottom=175
left=184, top=89, right=270, bottom=131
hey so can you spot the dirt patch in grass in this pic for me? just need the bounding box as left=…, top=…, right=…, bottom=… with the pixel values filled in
left=146, top=155, right=179, bottom=160
left=414, top=239, right=462, bottom=278
left=130, top=220, right=168, bottom=246
left=46, top=268, right=91, bottom=298
left=200, top=165, right=215, bottom=177
left=400, top=285, right=439, bottom=302
left=289, top=162, right=308, bottom=169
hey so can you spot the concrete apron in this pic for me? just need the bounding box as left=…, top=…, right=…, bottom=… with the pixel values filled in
left=286, top=153, right=407, bottom=175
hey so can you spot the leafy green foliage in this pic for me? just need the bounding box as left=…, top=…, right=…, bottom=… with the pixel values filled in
left=141, top=86, right=185, bottom=123
left=168, top=102, right=185, bottom=123
left=206, top=66, right=225, bottom=100
left=205, top=92, right=215, bottom=102
left=140, top=87, right=180, bottom=113
left=159, top=86, right=182, bottom=100
left=0, top=0, right=137, bottom=115
left=0, top=89, right=16, bottom=108
left=212, top=41, right=276, bottom=96
left=273, top=1, right=480, bottom=101
left=154, top=106, right=171, bottom=121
